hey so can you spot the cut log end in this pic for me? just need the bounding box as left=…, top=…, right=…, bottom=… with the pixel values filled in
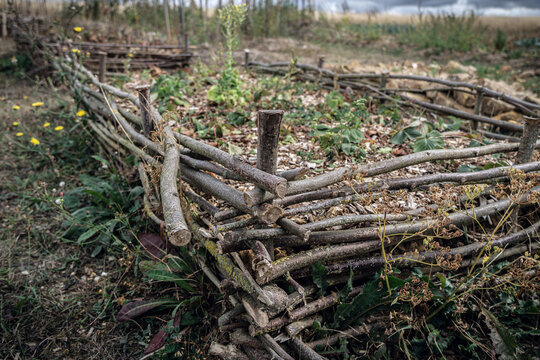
left=168, top=228, right=191, bottom=247
left=243, top=190, right=261, bottom=208
left=275, top=181, right=288, bottom=198
left=256, top=203, right=285, bottom=225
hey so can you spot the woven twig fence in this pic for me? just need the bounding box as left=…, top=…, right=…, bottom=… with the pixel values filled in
left=245, top=55, right=540, bottom=136
left=11, top=18, right=540, bottom=359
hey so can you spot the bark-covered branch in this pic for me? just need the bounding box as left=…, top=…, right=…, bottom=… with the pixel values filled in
left=160, top=127, right=190, bottom=246
left=176, top=133, right=287, bottom=198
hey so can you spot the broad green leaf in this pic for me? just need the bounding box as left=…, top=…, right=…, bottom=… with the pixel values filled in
left=77, top=226, right=101, bottom=244
left=333, top=277, right=381, bottom=327
left=481, top=306, right=518, bottom=358
left=145, top=270, right=195, bottom=292
left=390, top=130, right=406, bottom=145
left=340, top=268, right=354, bottom=302
left=413, top=131, right=445, bottom=152
left=91, top=155, right=110, bottom=167
left=404, top=126, right=422, bottom=139
left=139, top=260, right=169, bottom=274
left=90, top=245, right=103, bottom=258
left=312, top=262, right=329, bottom=296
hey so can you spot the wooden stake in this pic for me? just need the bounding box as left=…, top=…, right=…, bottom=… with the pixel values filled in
left=255, top=110, right=284, bottom=258
left=512, top=117, right=540, bottom=228
left=135, top=84, right=153, bottom=138
left=97, top=51, right=107, bottom=83
left=380, top=70, right=388, bottom=88
left=517, top=118, right=540, bottom=165
left=244, top=49, right=250, bottom=69
left=473, top=88, right=484, bottom=130
left=317, top=56, right=324, bottom=69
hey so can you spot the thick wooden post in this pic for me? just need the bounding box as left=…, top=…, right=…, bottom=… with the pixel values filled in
left=256, top=110, right=284, bottom=258
left=511, top=117, right=540, bottom=229
left=97, top=51, right=107, bottom=83
left=317, top=56, right=324, bottom=69
left=380, top=70, right=388, bottom=89
left=135, top=84, right=153, bottom=137
left=256, top=110, right=284, bottom=176
left=517, top=118, right=540, bottom=165
left=244, top=49, right=250, bottom=69
left=473, top=88, right=484, bottom=130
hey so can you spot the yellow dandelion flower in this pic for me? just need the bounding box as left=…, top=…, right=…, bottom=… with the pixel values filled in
left=54, top=126, right=64, bottom=131
left=1, top=97, right=5, bottom=101
left=43, top=122, right=50, bottom=127
left=30, top=137, right=40, bottom=145
left=73, top=26, right=83, bottom=33
left=128, top=53, right=134, bottom=58
left=12, top=122, right=19, bottom=126
left=32, top=102, right=44, bottom=107
left=71, top=48, right=81, bottom=54
left=23, top=95, right=28, bottom=99
left=13, top=105, right=20, bottom=110
left=76, top=110, right=86, bottom=117
left=16, top=132, right=24, bottom=137
left=86, top=52, right=91, bottom=56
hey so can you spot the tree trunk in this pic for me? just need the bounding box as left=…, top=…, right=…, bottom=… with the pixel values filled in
left=163, top=0, right=171, bottom=42
left=265, top=0, right=270, bottom=37
left=276, top=0, right=281, bottom=36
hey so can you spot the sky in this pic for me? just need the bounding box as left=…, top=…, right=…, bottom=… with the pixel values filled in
left=319, top=0, right=540, bottom=16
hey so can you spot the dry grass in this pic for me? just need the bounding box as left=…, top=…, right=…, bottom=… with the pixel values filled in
left=320, top=12, right=540, bottom=35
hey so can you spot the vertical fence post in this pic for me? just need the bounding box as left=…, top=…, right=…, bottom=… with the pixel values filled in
left=317, top=56, right=324, bottom=69
left=380, top=70, right=388, bottom=89
left=473, top=88, right=484, bottom=130
left=97, top=51, right=107, bottom=83
left=136, top=85, right=153, bottom=138
left=255, top=110, right=284, bottom=259
left=511, top=117, right=540, bottom=229
left=244, top=49, right=250, bottom=69
left=517, top=118, right=540, bottom=165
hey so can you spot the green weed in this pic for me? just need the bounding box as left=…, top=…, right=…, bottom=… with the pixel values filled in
left=152, top=73, right=192, bottom=113
left=390, top=117, right=461, bottom=152
left=401, top=12, right=486, bottom=53
left=207, top=4, right=252, bottom=108
left=309, top=93, right=369, bottom=160
left=59, top=173, right=149, bottom=257
left=494, top=28, right=507, bottom=51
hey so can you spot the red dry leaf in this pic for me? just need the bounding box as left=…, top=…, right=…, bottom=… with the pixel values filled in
left=116, top=299, right=173, bottom=322
left=139, top=233, right=166, bottom=259
left=144, top=313, right=182, bottom=354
